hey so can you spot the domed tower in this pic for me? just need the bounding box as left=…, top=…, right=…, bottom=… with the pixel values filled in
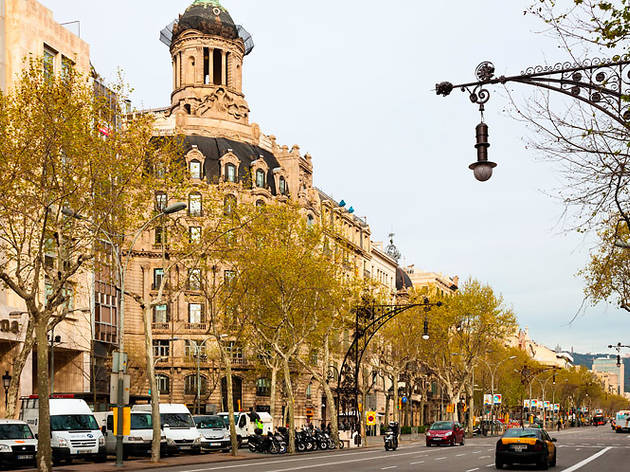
left=161, top=0, right=254, bottom=125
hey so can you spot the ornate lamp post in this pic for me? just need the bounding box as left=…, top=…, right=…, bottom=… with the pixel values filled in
left=2, top=371, right=11, bottom=410
left=436, top=56, right=630, bottom=181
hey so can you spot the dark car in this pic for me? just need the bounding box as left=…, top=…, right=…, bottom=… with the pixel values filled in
left=425, top=421, right=465, bottom=447
left=495, top=427, right=557, bottom=470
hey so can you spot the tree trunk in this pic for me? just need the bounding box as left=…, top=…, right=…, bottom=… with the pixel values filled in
left=444, top=383, right=460, bottom=423
left=221, top=348, right=238, bottom=457
left=6, top=331, right=34, bottom=418
left=282, top=358, right=296, bottom=454
left=360, top=386, right=367, bottom=447
left=322, top=380, right=338, bottom=447
left=270, top=364, right=278, bottom=428
left=142, top=306, right=161, bottom=463
left=392, top=371, right=399, bottom=424
left=35, top=317, right=52, bottom=472
left=467, top=382, right=474, bottom=438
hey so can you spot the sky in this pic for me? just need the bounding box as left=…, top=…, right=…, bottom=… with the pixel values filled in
left=39, top=0, right=630, bottom=355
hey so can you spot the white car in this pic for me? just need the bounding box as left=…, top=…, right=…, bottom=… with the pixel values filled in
left=0, top=419, right=37, bottom=468
left=193, top=415, right=231, bottom=452
left=132, top=404, right=202, bottom=454
left=102, top=411, right=166, bottom=458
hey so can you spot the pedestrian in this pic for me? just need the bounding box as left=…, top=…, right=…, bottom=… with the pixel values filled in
left=556, top=419, right=561, bottom=432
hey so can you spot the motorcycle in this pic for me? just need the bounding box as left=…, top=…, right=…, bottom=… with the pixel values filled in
left=384, top=421, right=399, bottom=451
left=248, top=429, right=285, bottom=454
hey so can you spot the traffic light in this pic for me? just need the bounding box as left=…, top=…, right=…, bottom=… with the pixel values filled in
left=617, top=355, right=622, bottom=367
left=398, top=398, right=402, bottom=410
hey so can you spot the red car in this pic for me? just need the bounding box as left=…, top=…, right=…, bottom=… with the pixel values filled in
left=425, top=421, right=465, bottom=446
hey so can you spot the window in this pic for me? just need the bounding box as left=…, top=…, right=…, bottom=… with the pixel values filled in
left=256, top=378, right=271, bottom=397
left=185, top=375, right=208, bottom=395
left=307, top=214, right=315, bottom=228
left=255, top=169, right=265, bottom=188
left=61, top=55, right=73, bottom=78
left=225, top=164, right=236, bottom=183
left=188, top=269, right=202, bottom=291
left=188, top=303, right=204, bottom=323
left=185, top=340, right=205, bottom=358
left=153, top=304, right=169, bottom=323
left=156, top=375, right=170, bottom=394
left=189, top=193, right=202, bottom=217
left=153, top=268, right=164, bottom=290
left=256, top=200, right=265, bottom=208
left=279, top=177, right=287, bottom=195
left=155, top=192, right=167, bottom=212
left=227, top=341, right=243, bottom=362
left=224, top=194, right=237, bottom=216
left=306, top=382, right=312, bottom=400
left=153, top=340, right=170, bottom=358
left=155, top=226, right=167, bottom=245
left=213, top=49, right=222, bottom=86
left=189, top=226, right=201, bottom=243
left=224, top=270, right=236, bottom=285
left=43, top=45, right=56, bottom=79
left=190, top=160, right=201, bottom=179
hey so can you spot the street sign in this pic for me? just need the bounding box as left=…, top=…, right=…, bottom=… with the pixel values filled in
left=112, top=352, right=128, bottom=373
left=483, top=394, right=492, bottom=406
left=493, top=394, right=502, bottom=405
left=113, top=407, right=131, bottom=436
left=366, top=411, right=377, bottom=426
left=523, top=399, right=531, bottom=409
left=109, top=374, right=130, bottom=405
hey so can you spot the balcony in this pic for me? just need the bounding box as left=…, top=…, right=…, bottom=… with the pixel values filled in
left=184, top=322, right=208, bottom=332
left=152, top=322, right=170, bottom=332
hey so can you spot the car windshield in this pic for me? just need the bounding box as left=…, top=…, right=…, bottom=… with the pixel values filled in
left=130, top=414, right=152, bottom=430
left=50, top=415, right=98, bottom=431
left=161, top=413, right=194, bottom=428
left=194, top=416, right=226, bottom=429
left=218, top=414, right=239, bottom=424
left=0, top=424, right=34, bottom=439
left=430, top=422, right=453, bottom=431
left=503, top=428, right=540, bottom=439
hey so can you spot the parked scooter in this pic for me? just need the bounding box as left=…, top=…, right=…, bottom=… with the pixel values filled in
left=248, top=429, right=285, bottom=454
left=384, top=422, right=399, bottom=451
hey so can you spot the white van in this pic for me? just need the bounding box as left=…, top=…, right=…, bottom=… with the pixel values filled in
left=20, top=396, right=106, bottom=464
left=0, top=419, right=37, bottom=468
left=217, top=411, right=273, bottom=446
left=102, top=411, right=166, bottom=458
left=132, top=404, right=202, bottom=454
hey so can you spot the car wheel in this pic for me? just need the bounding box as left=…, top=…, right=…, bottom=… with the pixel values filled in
left=495, top=460, right=503, bottom=470
left=539, top=457, right=549, bottom=470
left=551, top=450, right=557, bottom=467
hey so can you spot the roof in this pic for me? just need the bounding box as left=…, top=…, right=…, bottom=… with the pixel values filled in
left=173, top=0, right=238, bottom=43
left=396, top=267, right=413, bottom=291
left=184, top=136, right=283, bottom=195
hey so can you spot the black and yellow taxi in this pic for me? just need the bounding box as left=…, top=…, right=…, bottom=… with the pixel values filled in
left=495, top=427, right=557, bottom=470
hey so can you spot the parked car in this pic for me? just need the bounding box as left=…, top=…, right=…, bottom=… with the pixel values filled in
left=20, top=396, right=105, bottom=465
left=217, top=411, right=272, bottom=446
left=102, top=411, right=166, bottom=458
left=0, top=419, right=37, bottom=468
left=193, top=415, right=231, bottom=452
left=425, top=421, right=465, bottom=447
left=495, top=427, right=557, bottom=470
left=132, top=404, right=202, bottom=454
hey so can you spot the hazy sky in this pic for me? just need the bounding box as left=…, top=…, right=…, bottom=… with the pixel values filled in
left=39, top=0, right=630, bottom=354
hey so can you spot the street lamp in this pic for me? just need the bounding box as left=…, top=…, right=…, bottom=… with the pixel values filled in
left=436, top=57, right=630, bottom=181
left=64, top=202, right=187, bottom=467
left=2, top=371, right=11, bottom=410
left=481, top=355, right=517, bottom=435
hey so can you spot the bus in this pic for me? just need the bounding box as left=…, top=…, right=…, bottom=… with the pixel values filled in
left=614, top=411, right=630, bottom=433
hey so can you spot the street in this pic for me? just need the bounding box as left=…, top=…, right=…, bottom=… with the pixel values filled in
left=137, top=427, right=629, bottom=472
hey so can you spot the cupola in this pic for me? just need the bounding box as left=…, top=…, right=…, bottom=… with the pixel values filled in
left=160, top=0, right=254, bottom=124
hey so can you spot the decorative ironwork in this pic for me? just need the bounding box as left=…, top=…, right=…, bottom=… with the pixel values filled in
left=335, top=298, right=442, bottom=431
left=436, top=55, right=630, bottom=127
left=385, top=233, right=401, bottom=262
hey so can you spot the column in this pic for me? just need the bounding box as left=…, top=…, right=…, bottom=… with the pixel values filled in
left=221, top=50, right=227, bottom=86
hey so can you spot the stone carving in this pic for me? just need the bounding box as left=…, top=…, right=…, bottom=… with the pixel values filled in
left=196, top=86, right=249, bottom=121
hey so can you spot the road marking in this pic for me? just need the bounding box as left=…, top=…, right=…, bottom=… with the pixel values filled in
left=465, top=468, right=480, bottom=472
left=409, top=461, right=424, bottom=465
left=184, top=449, right=425, bottom=472
left=380, top=467, right=397, bottom=470
left=472, top=450, right=481, bottom=454
left=456, top=453, right=466, bottom=456
left=435, top=457, right=446, bottom=461
left=485, top=465, right=494, bottom=468
left=479, top=455, right=490, bottom=459
left=560, top=446, right=612, bottom=472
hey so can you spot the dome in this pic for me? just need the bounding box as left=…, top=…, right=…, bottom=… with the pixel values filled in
left=172, top=0, right=239, bottom=42
left=396, top=267, right=413, bottom=291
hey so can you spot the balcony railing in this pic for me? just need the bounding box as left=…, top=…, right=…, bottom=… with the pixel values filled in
left=184, top=322, right=208, bottom=331
left=152, top=322, right=170, bottom=331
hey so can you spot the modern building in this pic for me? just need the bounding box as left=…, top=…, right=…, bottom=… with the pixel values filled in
left=0, top=0, right=94, bottom=416
left=592, top=357, right=625, bottom=396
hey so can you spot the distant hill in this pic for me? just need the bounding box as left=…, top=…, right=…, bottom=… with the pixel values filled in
left=571, top=352, right=630, bottom=393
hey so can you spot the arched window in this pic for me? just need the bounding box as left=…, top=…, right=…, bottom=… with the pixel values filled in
left=279, top=177, right=287, bottom=195
left=306, top=382, right=313, bottom=400
left=189, top=160, right=201, bottom=179
left=156, top=374, right=170, bottom=394
left=224, top=194, right=237, bottom=216
left=256, top=378, right=271, bottom=397
left=255, top=169, right=265, bottom=188
left=188, top=193, right=202, bottom=217
left=307, top=214, right=315, bottom=228
left=185, top=375, right=208, bottom=395
left=225, top=163, right=237, bottom=183
left=256, top=200, right=265, bottom=208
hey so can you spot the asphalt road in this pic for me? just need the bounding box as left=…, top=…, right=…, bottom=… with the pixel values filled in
left=150, top=426, right=630, bottom=472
